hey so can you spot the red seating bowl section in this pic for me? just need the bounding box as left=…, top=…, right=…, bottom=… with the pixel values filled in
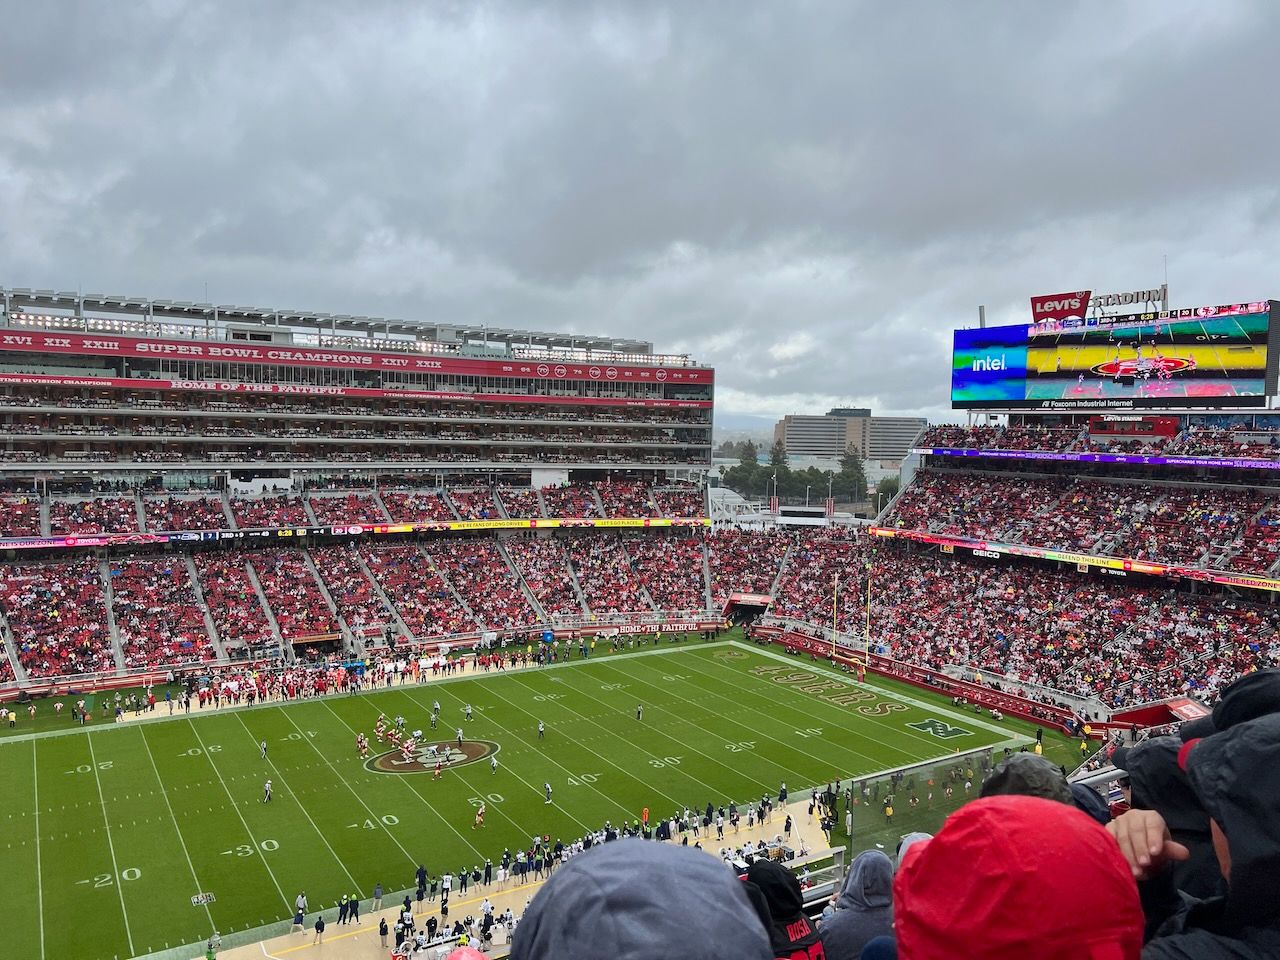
left=231, top=495, right=310, bottom=529
left=0, top=558, right=115, bottom=677
left=886, top=470, right=1280, bottom=575
left=564, top=535, right=652, bottom=614
left=0, top=495, right=42, bottom=538
left=505, top=538, right=584, bottom=617
left=143, top=495, right=227, bottom=532
left=307, top=494, right=387, bottom=525
left=49, top=497, right=139, bottom=535
left=249, top=549, right=339, bottom=641
left=110, top=557, right=212, bottom=668
left=360, top=545, right=475, bottom=640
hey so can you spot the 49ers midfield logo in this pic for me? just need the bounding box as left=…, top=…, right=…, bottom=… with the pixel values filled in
left=365, top=739, right=500, bottom=774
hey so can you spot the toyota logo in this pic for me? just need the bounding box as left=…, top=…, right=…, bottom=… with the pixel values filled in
left=589, top=366, right=601, bottom=379
left=554, top=364, right=567, bottom=378
left=537, top=364, right=550, bottom=377
left=605, top=367, right=618, bottom=380
left=655, top=369, right=667, bottom=382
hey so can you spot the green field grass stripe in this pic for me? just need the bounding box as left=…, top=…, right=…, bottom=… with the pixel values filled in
left=85, top=733, right=136, bottom=957
left=351, top=690, right=595, bottom=836
left=693, top=646, right=1012, bottom=755
left=273, top=706, right=420, bottom=870
left=676, top=652, right=945, bottom=761
left=186, top=718, right=292, bottom=911
left=547, top=661, right=814, bottom=789
left=32, top=742, right=45, bottom=960
left=302, top=695, right=492, bottom=866
left=412, top=676, right=639, bottom=823
left=603, top=655, right=893, bottom=775
left=229, top=711, right=361, bottom=890
left=503, top=670, right=714, bottom=809
left=739, top=644, right=1025, bottom=742
left=136, top=725, right=215, bottom=935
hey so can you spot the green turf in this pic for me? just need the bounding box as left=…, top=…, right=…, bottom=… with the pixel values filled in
left=0, top=639, right=1024, bottom=960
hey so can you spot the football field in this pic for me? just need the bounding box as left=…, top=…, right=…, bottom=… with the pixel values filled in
left=0, top=640, right=1021, bottom=960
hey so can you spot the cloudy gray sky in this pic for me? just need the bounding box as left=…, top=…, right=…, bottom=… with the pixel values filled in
left=2, top=0, right=1277, bottom=423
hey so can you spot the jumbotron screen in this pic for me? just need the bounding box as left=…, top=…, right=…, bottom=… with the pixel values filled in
left=952, top=302, right=1273, bottom=409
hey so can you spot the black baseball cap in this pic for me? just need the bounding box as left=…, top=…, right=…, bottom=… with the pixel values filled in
left=1179, top=669, right=1280, bottom=741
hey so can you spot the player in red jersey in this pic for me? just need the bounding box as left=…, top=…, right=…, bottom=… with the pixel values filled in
left=473, top=803, right=486, bottom=830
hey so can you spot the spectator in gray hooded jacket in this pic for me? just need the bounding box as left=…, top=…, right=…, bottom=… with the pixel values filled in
left=511, top=838, right=772, bottom=960
left=819, top=850, right=894, bottom=959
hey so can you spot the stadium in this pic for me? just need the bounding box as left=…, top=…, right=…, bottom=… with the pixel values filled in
left=1, top=283, right=1277, bottom=960
left=9, top=5, right=1280, bottom=957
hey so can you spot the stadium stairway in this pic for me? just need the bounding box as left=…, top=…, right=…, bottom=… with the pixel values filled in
left=218, top=489, right=236, bottom=530
left=701, top=542, right=714, bottom=610
left=0, top=606, right=27, bottom=683
left=302, top=496, right=321, bottom=526
left=497, top=538, right=573, bottom=620
left=38, top=495, right=50, bottom=537
left=131, top=491, right=146, bottom=532
left=96, top=557, right=127, bottom=673
left=533, top=487, right=550, bottom=518
left=417, top=546, right=481, bottom=625
left=183, top=554, right=229, bottom=660
left=300, top=548, right=358, bottom=653
left=352, top=548, right=417, bottom=646
left=243, top=558, right=292, bottom=663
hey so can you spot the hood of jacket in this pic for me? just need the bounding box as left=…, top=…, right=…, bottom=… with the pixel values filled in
left=837, top=850, right=893, bottom=911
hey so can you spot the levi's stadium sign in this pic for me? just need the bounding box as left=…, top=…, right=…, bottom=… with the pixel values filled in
left=1031, top=285, right=1169, bottom=323
left=1030, top=291, right=1091, bottom=324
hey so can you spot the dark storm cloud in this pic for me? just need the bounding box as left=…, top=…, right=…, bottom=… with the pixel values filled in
left=2, top=0, right=1278, bottom=421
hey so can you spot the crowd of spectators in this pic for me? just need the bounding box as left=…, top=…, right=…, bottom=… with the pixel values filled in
left=539, top=484, right=600, bottom=519
left=381, top=490, right=457, bottom=522
left=563, top=535, right=653, bottom=614
left=498, top=486, right=543, bottom=518
left=505, top=538, right=585, bottom=617
left=652, top=486, right=706, bottom=518
left=449, top=487, right=502, bottom=520
left=595, top=480, right=658, bottom=517
left=143, top=495, right=228, bottom=532
left=4, top=521, right=1278, bottom=713
left=191, top=553, right=277, bottom=654
left=707, top=529, right=791, bottom=603
left=109, top=557, right=213, bottom=668
left=360, top=545, right=476, bottom=640
left=308, top=545, right=396, bottom=640
left=626, top=536, right=709, bottom=611
left=49, top=496, right=140, bottom=535
left=887, top=469, right=1280, bottom=576
left=425, top=539, right=537, bottom=630
left=0, top=558, right=116, bottom=677
left=249, top=549, right=340, bottom=641
left=0, top=495, right=42, bottom=537
left=231, top=494, right=310, bottom=529
left=307, top=493, right=388, bottom=525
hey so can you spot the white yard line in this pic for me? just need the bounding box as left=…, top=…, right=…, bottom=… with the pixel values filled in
left=373, top=689, right=595, bottom=835
left=737, top=643, right=1030, bottom=746
left=505, top=670, right=750, bottom=806
left=602, top=656, right=890, bottom=774
left=136, top=726, right=215, bottom=931
left=187, top=718, right=292, bottom=910
left=311, top=698, right=490, bottom=862
left=31, top=742, right=45, bottom=960
left=276, top=707, right=420, bottom=869
left=402, top=682, right=636, bottom=824
left=229, top=712, right=361, bottom=890
left=86, top=733, right=136, bottom=957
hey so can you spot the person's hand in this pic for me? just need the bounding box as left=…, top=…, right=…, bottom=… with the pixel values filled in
left=1106, top=809, right=1190, bottom=880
